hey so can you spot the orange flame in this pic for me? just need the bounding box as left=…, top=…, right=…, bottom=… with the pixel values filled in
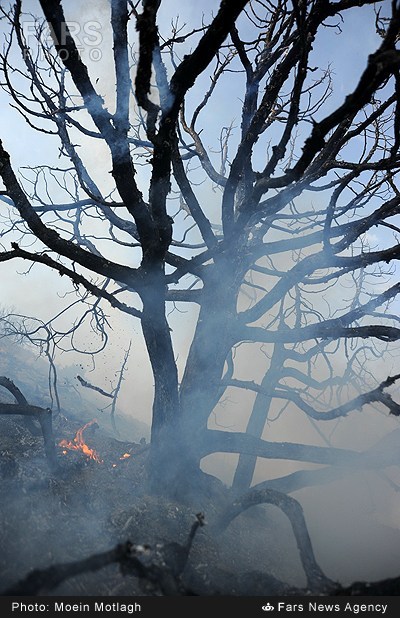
left=111, top=453, right=132, bottom=468
left=59, top=419, right=103, bottom=463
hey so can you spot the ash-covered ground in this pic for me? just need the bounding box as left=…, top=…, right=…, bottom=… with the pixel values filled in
left=0, top=410, right=307, bottom=596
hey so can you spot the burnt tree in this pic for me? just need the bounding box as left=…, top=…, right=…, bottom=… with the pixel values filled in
left=1, top=0, right=400, bottom=534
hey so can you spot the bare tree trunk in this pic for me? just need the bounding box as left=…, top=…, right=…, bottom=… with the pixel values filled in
left=140, top=273, right=181, bottom=490
left=179, top=263, right=240, bottom=468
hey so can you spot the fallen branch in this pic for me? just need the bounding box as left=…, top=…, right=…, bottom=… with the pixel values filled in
left=4, top=522, right=400, bottom=596
left=2, top=514, right=205, bottom=596
left=0, top=376, right=58, bottom=470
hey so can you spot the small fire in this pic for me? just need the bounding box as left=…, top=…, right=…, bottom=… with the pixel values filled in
left=59, top=419, right=103, bottom=463
left=112, top=453, right=132, bottom=468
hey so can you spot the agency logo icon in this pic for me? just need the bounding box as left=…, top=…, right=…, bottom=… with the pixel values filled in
left=261, top=603, right=275, bottom=611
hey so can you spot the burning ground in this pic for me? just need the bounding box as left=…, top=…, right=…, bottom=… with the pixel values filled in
left=2, top=352, right=400, bottom=596
left=0, top=412, right=147, bottom=595
left=0, top=338, right=307, bottom=596
left=0, top=406, right=310, bottom=596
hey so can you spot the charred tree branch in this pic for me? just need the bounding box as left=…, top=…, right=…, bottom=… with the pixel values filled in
left=213, top=488, right=335, bottom=592
left=0, top=243, right=142, bottom=318
left=2, top=514, right=205, bottom=596
left=0, top=377, right=57, bottom=470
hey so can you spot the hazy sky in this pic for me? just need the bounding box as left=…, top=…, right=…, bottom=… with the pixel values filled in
left=0, top=0, right=397, bottom=422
